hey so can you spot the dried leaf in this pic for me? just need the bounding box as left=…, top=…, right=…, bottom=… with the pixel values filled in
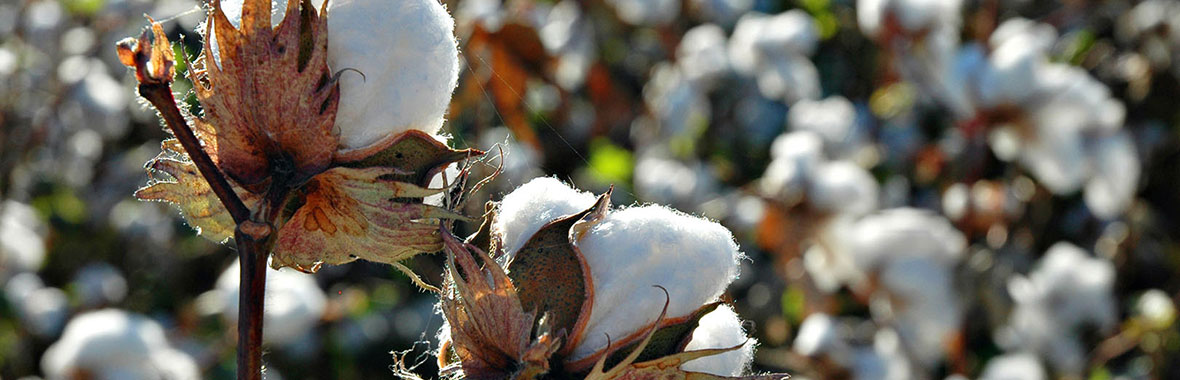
left=439, top=230, right=559, bottom=379
left=270, top=166, right=469, bottom=272
left=135, top=139, right=261, bottom=242
left=190, top=0, right=339, bottom=186
left=506, top=191, right=611, bottom=355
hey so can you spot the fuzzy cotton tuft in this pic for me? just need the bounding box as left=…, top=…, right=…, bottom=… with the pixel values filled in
left=329, top=0, right=460, bottom=149
left=572, top=204, right=743, bottom=360
left=41, top=309, right=199, bottom=380
left=680, top=304, right=756, bottom=376
left=494, top=177, right=597, bottom=255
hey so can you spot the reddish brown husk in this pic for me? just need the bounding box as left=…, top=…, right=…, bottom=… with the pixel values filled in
left=191, top=0, right=339, bottom=188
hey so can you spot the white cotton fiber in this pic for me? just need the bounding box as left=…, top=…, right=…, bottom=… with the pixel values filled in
left=571, top=204, right=742, bottom=361
left=328, top=0, right=460, bottom=150
left=681, top=304, right=755, bottom=376
left=848, top=208, right=966, bottom=271
left=41, top=309, right=200, bottom=380
left=494, top=177, right=598, bottom=256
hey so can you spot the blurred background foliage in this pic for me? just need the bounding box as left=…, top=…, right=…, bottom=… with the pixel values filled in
left=1, top=0, right=1179, bottom=378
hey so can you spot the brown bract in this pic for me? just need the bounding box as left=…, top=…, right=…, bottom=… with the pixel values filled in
left=192, top=0, right=339, bottom=188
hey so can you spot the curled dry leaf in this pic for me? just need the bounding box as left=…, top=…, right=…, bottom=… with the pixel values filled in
left=438, top=229, right=560, bottom=379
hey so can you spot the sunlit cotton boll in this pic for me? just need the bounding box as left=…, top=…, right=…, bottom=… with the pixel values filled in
left=5, top=274, right=67, bottom=338
left=493, top=177, right=597, bottom=255
left=857, top=0, right=962, bottom=38
left=213, top=0, right=460, bottom=150
left=788, top=96, right=862, bottom=156
left=1001, top=242, right=1116, bottom=375
left=0, top=200, right=47, bottom=275
left=495, top=179, right=749, bottom=372
left=215, top=259, right=326, bottom=345
left=570, top=204, right=743, bottom=362
left=728, top=10, right=821, bottom=104
left=634, top=152, right=717, bottom=210
left=41, top=309, right=199, bottom=380
left=642, top=63, right=711, bottom=141
left=606, top=0, right=679, bottom=26
left=676, top=24, right=731, bottom=89
left=847, top=208, right=966, bottom=271
left=679, top=304, right=756, bottom=375
left=979, top=352, right=1047, bottom=380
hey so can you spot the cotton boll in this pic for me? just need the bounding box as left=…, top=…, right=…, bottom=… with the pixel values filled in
left=676, top=24, right=730, bottom=88
left=877, top=258, right=961, bottom=366
left=329, top=0, right=460, bottom=149
left=1004, top=243, right=1116, bottom=374
left=606, top=0, right=679, bottom=26
left=642, top=64, right=711, bottom=140
left=978, top=34, right=1046, bottom=107
left=1136, top=289, right=1177, bottom=329
left=979, top=352, right=1046, bottom=380
left=989, top=18, right=1056, bottom=54
left=680, top=304, right=755, bottom=376
left=217, top=259, right=326, bottom=345
left=728, top=13, right=771, bottom=75
left=41, top=309, right=200, bottom=380
left=810, top=161, right=879, bottom=216
left=770, top=131, right=825, bottom=162
left=848, top=209, right=966, bottom=271
left=1018, top=130, right=1088, bottom=194
left=856, top=0, right=886, bottom=38
left=494, top=177, right=597, bottom=256
left=755, top=53, right=821, bottom=104
left=788, top=97, right=859, bottom=153
left=793, top=313, right=846, bottom=357
left=1084, top=132, right=1139, bottom=219
left=17, top=286, right=68, bottom=337
left=755, top=10, right=819, bottom=58
left=571, top=205, right=742, bottom=361
left=1, top=200, right=47, bottom=274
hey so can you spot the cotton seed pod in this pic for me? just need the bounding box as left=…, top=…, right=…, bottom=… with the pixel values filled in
left=120, top=0, right=479, bottom=276
left=436, top=177, right=785, bottom=379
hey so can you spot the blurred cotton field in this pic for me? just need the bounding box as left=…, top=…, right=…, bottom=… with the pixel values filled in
left=1, top=0, right=1179, bottom=378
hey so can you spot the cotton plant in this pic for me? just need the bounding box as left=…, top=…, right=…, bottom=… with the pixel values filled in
left=115, top=0, right=479, bottom=376
left=432, top=177, right=785, bottom=379
left=728, top=9, right=822, bottom=105
left=980, top=19, right=1140, bottom=219
left=997, top=242, right=1117, bottom=375
left=41, top=309, right=200, bottom=380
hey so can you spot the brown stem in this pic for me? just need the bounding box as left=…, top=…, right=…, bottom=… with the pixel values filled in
left=138, top=83, right=252, bottom=224
left=235, top=222, right=270, bottom=380
left=138, top=82, right=264, bottom=380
